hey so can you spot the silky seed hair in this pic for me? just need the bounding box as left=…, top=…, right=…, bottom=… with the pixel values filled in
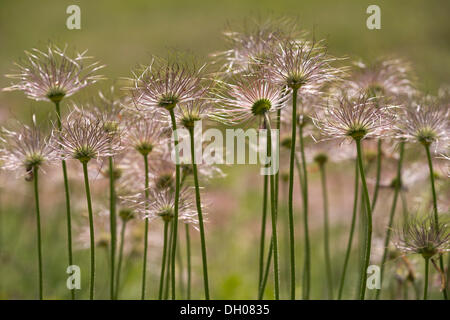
left=54, top=109, right=122, bottom=163
left=395, top=95, right=449, bottom=150
left=129, top=56, right=208, bottom=112
left=213, top=72, right=288, bottom=125
left=394, top=214, right=449, bottom=259
left=0, top=115, right=57, bottom=179
left=312, top=92, right=396, bottom=142
left=3, top=44, right=105, bottom=103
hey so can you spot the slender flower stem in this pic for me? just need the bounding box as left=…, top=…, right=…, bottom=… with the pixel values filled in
left=108, top=156, right=116, bottom=299
left=376, top=141, right=405, bottom=300
left=82, top=161, right=95, bottom=300
left=319, top=163, right=333, bottom=299
left=115, top=219, right=127, bottom=300
left=337, top=159, right=359, bottom=300
left=355, top=139, right=373, bottom=300
left=164, top=222, right=174, bottom=300
left=169, top=109, right=181, bottom=300
left=54, top=101, right=74, bottom=300
left=371, top=139, right=382, bottom=211
left=188, top=127, right=210, bottom=299
left=424, top=144, right=448, bottom=300
left=185, top=224, right=191, bottom=300
left=258, top=237, right=273, bottom=299
left=264, top=113, right=280, bottom=300
left=299, top=120, right=310, bottom=300
left=287, top=88, right=298, bottom=300
left=258, top=173, right=268, bottom=293
left=141, top=154, right=150, bottom=300
left=423, top=258, right=430, bottom=300
left=159, top=221, right=169, bottom=300
left=33, top=167, right=43, bottom=300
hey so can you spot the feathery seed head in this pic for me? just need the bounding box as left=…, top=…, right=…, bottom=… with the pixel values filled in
left=3, top=44, right=104, bottom=102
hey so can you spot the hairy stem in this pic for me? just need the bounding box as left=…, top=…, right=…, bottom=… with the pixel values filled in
left=108, top=156, right=116, bottom=299
left=356, top=139, right=373, bottom=300
left=33, top=167, right=43, bottom=300
left=319, top=163, right=333, bottom=299
left=188, top=127, right=210, bottom=299
left=424, top=258, right=429, bottom=300
left=54, top=101, right=74, bottom=300
left=169, top=109, right=181, bottom=300
left=264, top=113, right=280, bottom=300
left=337, top=159, right=359, bottom=299
left=115, top=219, right=127, bottom=300
left=371, top=139, right=382, bottom=211
left=82, top=161, right=95, bottom=300
left=185, top=224, right=191, bottom=300
left=287, top=88, right=298, bottom=299
left=159, top=221, right=169, bottom=300
left=424, top=144, right=448, bottom=300
left=141, top=154, right=150, bottom=299
left=376, top=141, right=405, bottom=300
left=258, top=173, right=268, bottom=294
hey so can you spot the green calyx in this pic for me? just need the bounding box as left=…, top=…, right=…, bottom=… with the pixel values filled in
left=251, top=98, right=271, bottom=116
left=47, top=88, right=66, bottom=103
left=287, top=74, right=307, bottom=90
left=74, top=146, right=95, bottom=163
left=136, top=142, right=153, bottom=156
left=417, top=128, right=437, bottom=147
left=366, top=84, right=385, bottom=98
left=181, top=114, right=201, bottom=129
left=281, top=136, right=292, bottom=150
left=119, top=208, right=134, bottom=222
left=25, top=154, right=45, bottom=170
left=314, top=153, right=328, bottom=166
left=158, top=94, right=179, bottom=110
left=347, top=125, right=367, bottom=141
left=155, top=173, right=174, bottom=190
left=419, top=245, right=438, bottom=260
left=158, top=207, right=174, bottom=222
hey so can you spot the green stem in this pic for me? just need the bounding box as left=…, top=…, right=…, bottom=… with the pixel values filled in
left=176, top=232, right=185, bottom=297
left=371, top=139, right=382, bottom=211
left=82, top=161, right=95, bottom=300
left=33, top=167, right=43, bottom=300
left=108, top=156, right=116, bottom=299
left=264, top=113, right=280, bottom=300
left=141, top=154, right=150, bottom=299
left=159, top=221, right=169, bottom=300
left=164, top=221, right=174, bottom=300
left=337, top=158, right=359, bottom=299
left=424, top=258, right=429, bottom=300
left=376, top=141, right=405, bottom=300
left=424, top=144, right=448, bottom=300
left=115, top=219, right=127, bottom=300
left=185, top=224, right=191, bottom=300
left=299, top=121, right=310, bottom=300
left=169, top=109, right=181, bottom=300
left=258, top=237, right=273, bottom=299
left=287, top=88, right=298, bottom=300
left=319, top=163, right=333, bottom=299
left=54, top=101, right=74, bottom=300
left=355, top=139, right=373, bottom=300
left=188, top=127, right=210, bottom=299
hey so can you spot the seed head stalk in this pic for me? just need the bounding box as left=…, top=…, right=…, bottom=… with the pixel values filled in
left=81, top=161, right=95, bottom=300
left=288, top=88, right=298, bottom=300
left=264, top=113, right=280, bottom=300
left=108, top=156, right=116, bottom=300
left=115, top=218, right=127, bottom=299
left=33, top=166, right=43, bottom=300
left=376, top=141, right=405, bottom=300
left=158, top=221, right=169, bottom=299
left=337, top=159, right=359, bottom=299
left=371, top=139, right=382, bottom=211
left=356, top=138, right=373, bottom=300
left=424, top=257, right=430, bottom=300
left=185, top=224, right=191, bottom=300
left=298, top=116, right=311, bottom=300
left=258, top=173, right=268, bottom=293
left=169, top=109, right=181, bottom=300
left=319, top=162, right=333, bottom=299
left=54, top=101, right=74, bottom=300
left=141, top=153, right=150, bottom=300
left=424, top=144, right=448, bottom=300
left=188, top=126, right=210, bottom=299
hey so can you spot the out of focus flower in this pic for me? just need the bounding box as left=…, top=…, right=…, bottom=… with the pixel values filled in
left=394, top=214, right=449, bottom=259
left=313, top=92, right=395, bottom=142
left=0, top=116, right=57, bottom=180
left=3, top=44, right=104, bottom=103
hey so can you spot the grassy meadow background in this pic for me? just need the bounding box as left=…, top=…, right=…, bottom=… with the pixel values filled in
left=0, top=0, right=449, bottom=299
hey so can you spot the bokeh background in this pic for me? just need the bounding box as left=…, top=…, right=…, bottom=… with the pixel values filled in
left=0, top=0, right=449, bottom=299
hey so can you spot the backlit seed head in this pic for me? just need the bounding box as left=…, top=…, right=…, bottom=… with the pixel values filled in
left=3, top=44, right=104, bottom=102
left=251, top=98, right=271, bottom=115
left=177, top=100, right=212, bottom=129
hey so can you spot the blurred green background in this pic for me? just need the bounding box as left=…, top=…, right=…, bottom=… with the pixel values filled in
left=0, top=0, right=449, bottom=300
